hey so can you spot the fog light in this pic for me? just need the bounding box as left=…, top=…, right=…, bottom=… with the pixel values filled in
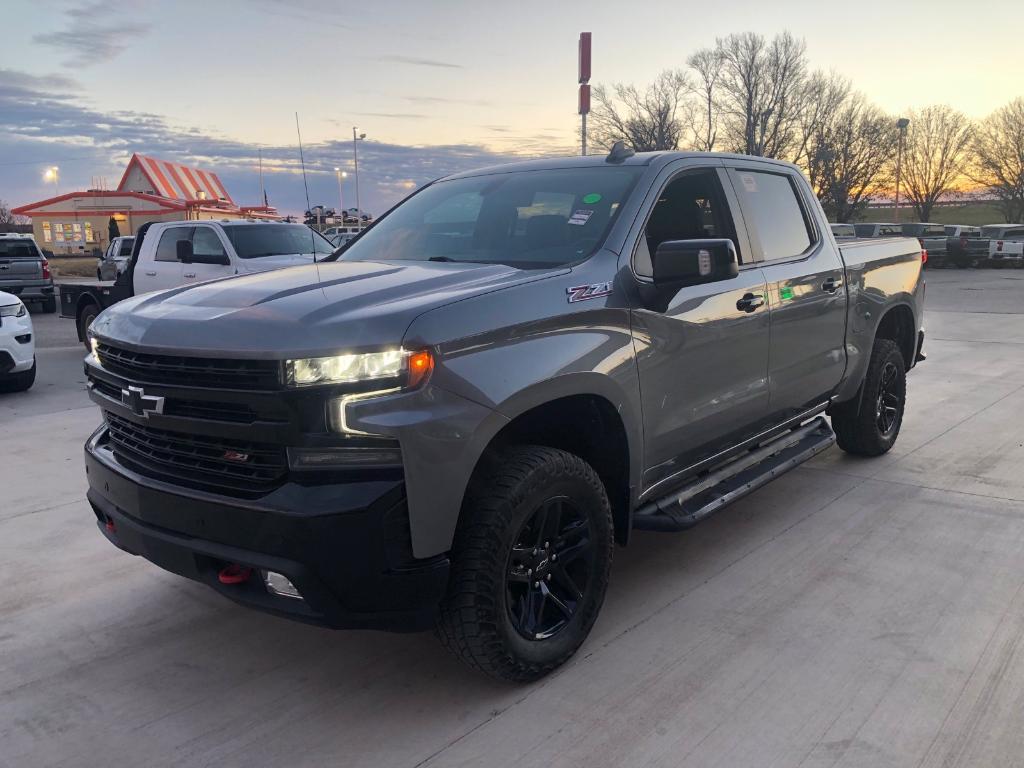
left=262, top=570, right=303, bottom=600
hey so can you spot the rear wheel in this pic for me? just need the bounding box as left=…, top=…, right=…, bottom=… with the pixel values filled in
left=831, top=338, right=906, bottom=457
left=436, top=446, right=614, bottom=682
left=78, top=302, right=99, bottom=352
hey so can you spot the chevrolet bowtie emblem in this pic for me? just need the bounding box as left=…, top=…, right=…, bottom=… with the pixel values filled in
left=121, top=385, right=164, bottom=418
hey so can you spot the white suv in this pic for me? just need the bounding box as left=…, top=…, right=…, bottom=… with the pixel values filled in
left=0, top=290, right=35, bottom=392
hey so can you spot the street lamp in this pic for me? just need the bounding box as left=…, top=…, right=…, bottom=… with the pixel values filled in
left=352, top=128, right=366, bottom=229
left=44, top=166, right=59, bottom=196
left=334, top=167, right=348, bottom=226
left=894, top=117, right=910, bottom=224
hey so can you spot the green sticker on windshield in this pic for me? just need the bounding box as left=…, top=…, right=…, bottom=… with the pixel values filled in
left=582, top=193, right=602, bottom=204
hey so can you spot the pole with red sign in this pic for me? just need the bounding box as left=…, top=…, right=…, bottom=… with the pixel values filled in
left=579, top=32, right=591, bottom=156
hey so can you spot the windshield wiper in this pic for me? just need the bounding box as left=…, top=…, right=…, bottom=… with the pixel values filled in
left=428, top=256, right=459, bottom=262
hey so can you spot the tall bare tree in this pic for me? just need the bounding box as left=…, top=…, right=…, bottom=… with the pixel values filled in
left=714, top=31, right=809, bottom=158
left=791, top=71, right=851, bottom=171
left=588, top=70, right=692, bottom=152
left=686, top=48, right=723, bottom=152
left=971, top=98, right=1024, bottom=223
left=807, top=95, right=897, bottom=222
left=0, top=200, right=30, bottom=229
left=901, top=105, right=974, bottom=222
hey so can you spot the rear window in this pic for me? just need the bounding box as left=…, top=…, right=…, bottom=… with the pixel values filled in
left=0, top=239, right=41, bottom=258
left=224, top=224, right=334, bottom=259
left=729, top=169, right=813, bottom=260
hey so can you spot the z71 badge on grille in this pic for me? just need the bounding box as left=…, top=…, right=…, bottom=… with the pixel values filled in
left=566, top=282, right=612, bottom=303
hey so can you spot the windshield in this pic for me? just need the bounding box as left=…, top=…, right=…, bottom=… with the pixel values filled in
left=0, top=239, right=41, bottom=258
left=331, top=166, right=643, bottom=269
left=224, top=224, right=334, bottom=259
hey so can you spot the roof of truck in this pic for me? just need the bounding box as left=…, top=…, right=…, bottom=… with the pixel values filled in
left=442, top=150, right=799, bottom=182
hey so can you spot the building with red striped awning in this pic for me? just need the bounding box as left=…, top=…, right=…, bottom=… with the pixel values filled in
left=14, top=154, right=278, bottom=255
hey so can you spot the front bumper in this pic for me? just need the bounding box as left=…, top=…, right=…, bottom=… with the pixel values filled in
left=0, top=314, right=35, bottom=373
left=85, top=426, right=450, bottom=632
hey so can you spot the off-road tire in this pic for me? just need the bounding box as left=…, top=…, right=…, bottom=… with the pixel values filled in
left=0, top=360, right=36, bottom=392
left=436, top=446, right=614, bottom=682
left=831, top=338, right=906, bottom=456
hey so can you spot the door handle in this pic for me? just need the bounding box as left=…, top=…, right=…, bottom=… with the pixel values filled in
left=736, top=293, right=765, bottom=313
left=183, top=272, right=196, bottom=278
left=144, top=271, right=157, bottom=276
left=822, top=277, right=844, bottom=293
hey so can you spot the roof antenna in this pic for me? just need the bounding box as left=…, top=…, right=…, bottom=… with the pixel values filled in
left=606, top=140, right=635, bottom=164
left=295, top=112, right=317, bottom=265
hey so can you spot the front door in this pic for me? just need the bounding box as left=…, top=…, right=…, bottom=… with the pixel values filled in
left=137, top=225, right=188, bottom=293
left=182, top=226, right=234, bottom=285
left=726, top=166, right=848, bottom=422
left=631, top=167, right=771, bottom=495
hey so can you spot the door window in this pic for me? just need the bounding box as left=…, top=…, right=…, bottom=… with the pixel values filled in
left=118, top=239, right=134, bottom=257
left=729, top=170, right=814, bottom=261
left=192, top=227, right=227, bottom=258
left=155, top=227, right=193, bottom=262
left=634, top=169, right=740, bottom=278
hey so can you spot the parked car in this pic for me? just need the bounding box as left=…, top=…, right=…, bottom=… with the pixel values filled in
left=0, top=290, right=36, bottom=392
left=322, top=225, right=361, bottom=239
left=982, top=224, right=1024, bottom=267
left=83, top=149, right=925, bottom=681
left=944, top=225, right=987, bottom=268
left=0, top=233, right=56, bottom=313
left=61, top=220, right=335, bottom=349
left=830, top=223, right=856, bottom=238
left=900, top=223, right=947, bottom=265
left=853, top=222, right=903, bottom=238
left=97, top=236, right=136, bottom=281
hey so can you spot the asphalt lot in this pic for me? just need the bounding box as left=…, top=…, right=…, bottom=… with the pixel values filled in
left=2, top=270, right=1023, bottom=768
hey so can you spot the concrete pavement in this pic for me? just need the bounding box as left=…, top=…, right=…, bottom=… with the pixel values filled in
left=1, top=270, right=1022, bottom=768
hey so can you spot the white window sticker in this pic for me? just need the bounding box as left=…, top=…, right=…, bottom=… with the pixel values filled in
left=740, top=173, right=757, bottom=192
left=698, top=249, right=712, bottom=275
left=568, top=209, right=594, bottom=226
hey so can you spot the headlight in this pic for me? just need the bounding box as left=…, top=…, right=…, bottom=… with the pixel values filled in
left=89, top=336, right=101, bottom=364
left=285, top=349, right=432, bottom=388
left=0, top=302, right=27, bottom=318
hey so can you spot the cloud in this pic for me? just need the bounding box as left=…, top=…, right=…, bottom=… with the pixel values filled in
left=33, top=1, right=151, bottom=67
left=0, top=68, right=524, bottom=217
left=354, top=112, right=429, bottom=120
left=375, top=55, right=463, bottom=69
left=405, top=95, right=492, bottom=107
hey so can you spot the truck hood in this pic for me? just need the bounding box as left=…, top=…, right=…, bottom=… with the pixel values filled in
left=92, top=259, right=563, bottom=358
left=238, top=253, right=317, bottom=272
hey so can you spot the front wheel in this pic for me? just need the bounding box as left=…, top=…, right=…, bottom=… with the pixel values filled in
left=831, top=338, right=906, bottom=456
left=436, top=446, right=614, bottom=682
left=78, top=302, right=99, bottom=352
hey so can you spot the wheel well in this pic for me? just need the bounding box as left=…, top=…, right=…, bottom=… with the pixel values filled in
left=75, top=297, right=100, bottom=340
left=480, top=395, right=631, bottom=545
left=875, top=304, right=915, bottom=368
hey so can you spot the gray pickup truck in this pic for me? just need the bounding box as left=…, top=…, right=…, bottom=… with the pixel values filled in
left=83, top=147, right=925, bottom=681
left=0, top=234, right=57, bottom=313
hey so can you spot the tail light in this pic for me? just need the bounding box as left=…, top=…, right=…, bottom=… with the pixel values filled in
left=41, top=259, right=51, bottom=280
left=921, top=249, right=928, bottom=264
left=960, top=236, right=968, bottom=248
left=997, top=240, right=1004, bottom=252
left=917, top=238, right=925, bottom=248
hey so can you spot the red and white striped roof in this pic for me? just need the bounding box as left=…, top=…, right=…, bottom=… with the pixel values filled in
left=117, top=153, right=234, bottom=205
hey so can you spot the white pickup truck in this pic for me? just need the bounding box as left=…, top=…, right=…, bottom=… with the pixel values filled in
left=61, top=220, right=335, bottom=348
left=984, top=224, right=1024, bottom=266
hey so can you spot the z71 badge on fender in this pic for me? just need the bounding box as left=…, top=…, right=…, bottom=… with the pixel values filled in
left=566, top=282, right=612, bottom=303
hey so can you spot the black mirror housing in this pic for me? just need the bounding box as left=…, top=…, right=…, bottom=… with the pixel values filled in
left=653, top=239, right=739, bottom=287
left=189, top=252, right=231, bottom=266
left=176, top=239, right=193, bottom=263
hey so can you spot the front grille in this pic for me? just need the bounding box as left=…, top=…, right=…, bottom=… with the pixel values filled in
left=104, top=411, right=287, bottom=494
left=96, top=343, right=280, bottom=390
left=90, top=377, right=262, bottom=424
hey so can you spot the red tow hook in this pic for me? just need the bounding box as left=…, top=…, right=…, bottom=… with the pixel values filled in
left=218, top=564, right=252, bottom=585
left=104, top=519, right=116, bottom=533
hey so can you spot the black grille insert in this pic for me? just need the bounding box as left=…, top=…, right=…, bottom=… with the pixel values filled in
left=90, top=377, right=264, bottom=424
left=96, top=343, right=280, bottom=390
left=104, top=411, right=287, bottom=494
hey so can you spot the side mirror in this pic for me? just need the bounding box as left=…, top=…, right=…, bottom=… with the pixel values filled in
left=176, top=239, right=193, bottom=263
left=653, top=239, right=739, bottom=287
left=189, top=252, right=231, bottom=266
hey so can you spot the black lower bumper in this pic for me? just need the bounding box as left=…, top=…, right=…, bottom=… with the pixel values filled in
left=85, top=428, right=449, bottom=632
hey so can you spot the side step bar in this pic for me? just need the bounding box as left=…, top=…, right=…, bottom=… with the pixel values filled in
left=632, top=416, right=835, bottom=532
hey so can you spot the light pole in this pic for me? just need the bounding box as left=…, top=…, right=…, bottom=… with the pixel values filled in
left=894, top=117, right=909, bottom=223
left=352, top=128, right=366, bottom=229
left=334, top=168, right=347, bottom=227
left=44, top=166, right=59, bottom=196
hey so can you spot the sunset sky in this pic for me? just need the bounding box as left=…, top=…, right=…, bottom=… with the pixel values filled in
left=2, top=0, right=1021, bottom=216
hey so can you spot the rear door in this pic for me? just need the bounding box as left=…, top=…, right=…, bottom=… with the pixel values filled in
left=182, top=225, right=235, bottom=285
left=135, top=226, right=188, bottom=293
left=630, top=163, right=772, bottom=493
left=725, top=165, right=848, bottom=423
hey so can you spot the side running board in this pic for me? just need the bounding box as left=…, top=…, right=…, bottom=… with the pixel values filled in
left=632, top=416, right=835, bottom=532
